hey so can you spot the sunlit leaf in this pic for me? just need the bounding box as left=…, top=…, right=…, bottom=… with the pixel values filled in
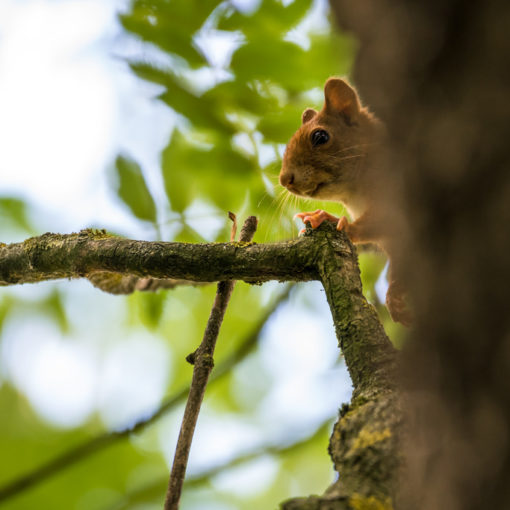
left=119, top=0, right=223, bottom=67
left=0, top=197, right=33, bottom=233
left=115, top=154, right=157, bottom=223
left=257, top=107, right=305, bottom=143
left=135, top=292, right=167, bottom=330
left=231, top=39, right=307, bottom=90
left=161, top=130, right=257, bottom=214
left=130, top=62, right=236, bottom=135
left=0, top=296, right=12, bottom=335
left=161, top=131, right=194, bottom=213
left=154, top=71, right=236, bottom=135
left=202, top=80, right=277, bottom=117
left=218, top=0, right=313, bottom=36
left=306, top=32, right=356, bottom=82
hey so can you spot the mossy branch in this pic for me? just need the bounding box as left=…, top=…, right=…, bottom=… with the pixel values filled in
left=0, top=223, right=400, bottom=509
left=0, top=225, right=395, bottom=391
left=0, top=229, right=317, bottom=286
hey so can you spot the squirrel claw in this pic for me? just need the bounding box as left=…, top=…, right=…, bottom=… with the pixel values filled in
left=295, top=210, right=340, bottom=229
left=336, top=216, right=350, bottom=231
left=294, top=210, right=321, bottom=221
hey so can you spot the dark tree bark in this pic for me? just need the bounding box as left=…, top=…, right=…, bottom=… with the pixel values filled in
left=330, top=1, right=510, bottom=509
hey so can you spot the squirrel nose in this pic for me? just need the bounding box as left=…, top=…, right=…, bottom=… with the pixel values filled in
left=279, top=172, right=295, bottom=188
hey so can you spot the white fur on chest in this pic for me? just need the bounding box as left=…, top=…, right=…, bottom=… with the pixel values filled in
left=341, top=194, right=367, bottom=221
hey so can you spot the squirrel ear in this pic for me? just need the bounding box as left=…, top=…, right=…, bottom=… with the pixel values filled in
left=323, top=78, right=360, bottom=123
left=302, top=108, right=317, bottom=124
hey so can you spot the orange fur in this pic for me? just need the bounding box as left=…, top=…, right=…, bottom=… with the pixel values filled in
left=280, top=78, right=411, bottom=325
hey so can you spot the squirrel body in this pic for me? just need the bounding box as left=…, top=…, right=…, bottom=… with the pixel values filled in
left=279, top=78, right=410, bottom=325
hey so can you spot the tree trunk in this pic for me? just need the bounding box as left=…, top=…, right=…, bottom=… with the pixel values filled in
left=330, top=1, right=510, bottom=508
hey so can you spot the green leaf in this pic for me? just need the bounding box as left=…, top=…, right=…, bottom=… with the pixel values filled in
left=173, top=222, right=208, bottom=243
left=306, top=32, right=356, bottom=82
left=0, top=296, right=12, bottom=335
left=114, top=154, right=157, bottom=223
left=152, top=69, right=236, bottom=135
left=119, top=0, right=223, bottom=68
left=161, top=130, right=257, bottom=213
left=121, top=15, right=206, bottom=67
left=130, top=63, right=236, bottom=135
left=202, top=80, right=277, bottom=117
left=0, top=197, right=33, bottom=233
left=161, top=131, right=194, bottom=213
left=218, top=0, right=313, bottom=36
left=231, top=39, right=307, bottom=90
left=136, top=292, right=167, bottom=330
left=257, top=106, right=305, bottom=143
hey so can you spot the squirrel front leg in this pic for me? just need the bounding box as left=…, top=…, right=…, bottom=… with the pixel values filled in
left=297, top=209, right=412, bottom=325
left=344, top=215, right=413, bottom=326
left=339, top=211, right=384, bottom=244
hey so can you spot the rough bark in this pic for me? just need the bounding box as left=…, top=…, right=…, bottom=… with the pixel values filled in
left=281, top=227, right=400, bottom=510
left=0, top=229, right=317, bottom=286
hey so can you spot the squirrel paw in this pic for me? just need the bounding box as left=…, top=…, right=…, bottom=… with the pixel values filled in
left=295, top=210, right=340, bottom=229
left=336, top=216, right=350, bottom=231
left=386, top=281, right=413, bottom=327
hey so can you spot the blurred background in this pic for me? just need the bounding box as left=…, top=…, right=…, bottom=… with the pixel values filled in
left=0, top=0, right=403, bottom=508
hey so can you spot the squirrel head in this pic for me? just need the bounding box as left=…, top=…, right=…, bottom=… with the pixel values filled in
left=279, top=78, right=381, bottom=209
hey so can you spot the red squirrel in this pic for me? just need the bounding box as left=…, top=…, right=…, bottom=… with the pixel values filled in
left=279, top=78, right=411, bottom=325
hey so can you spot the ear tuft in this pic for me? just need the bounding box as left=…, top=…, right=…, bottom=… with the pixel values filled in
left=323, top=78, right=361, bottom=123
left=302, top=108, right=317, bottom=124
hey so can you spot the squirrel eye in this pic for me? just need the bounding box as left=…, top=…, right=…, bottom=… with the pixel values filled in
left=311, top=129, right=330, bottom=147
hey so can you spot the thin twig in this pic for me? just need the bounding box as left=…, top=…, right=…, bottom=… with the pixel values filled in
left=164, top=216, right=258, bottom=510
left=0, top=282, right=291, bottom=506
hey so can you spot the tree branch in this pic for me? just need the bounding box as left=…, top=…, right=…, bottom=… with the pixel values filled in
left=316, top=229, right=397, bottom=397
left=0, top=222, right=400, bottom=508
left=282, top=225, right=400, bottom=509
left=0, top=229, right=317, bottom=286
left=165, top=215, right=257, bottom=509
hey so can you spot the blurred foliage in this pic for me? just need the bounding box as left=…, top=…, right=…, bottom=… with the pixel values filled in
left=0, top=1, right=403, bottom=510
left=114, top=155, right=158, bottom=225
left=115, top=0, right=355, bottom=243
left=0, top=196, right=35, bottom=237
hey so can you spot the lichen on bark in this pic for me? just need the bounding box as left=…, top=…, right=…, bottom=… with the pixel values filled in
left=282, top=224, right=400, bottom=510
